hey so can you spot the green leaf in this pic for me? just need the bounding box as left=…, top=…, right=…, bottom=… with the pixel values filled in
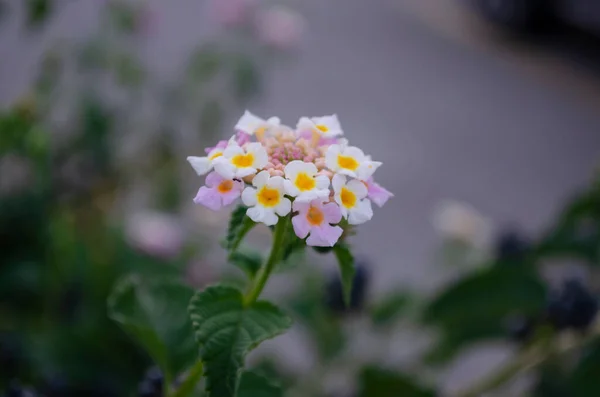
left=26, top=0, right=51, bottom=28
left=114, top=53, right=145, bottom=88
left=229, top=248, right=263, bottom=279
left=188, top=45, right=221, bottom=84
left=333, top=244, right=355, bottom=307
left=225, top=206, right=256, bottom=253
left=569, top=340, right=600, bottom=397
left=199, top=100, right=223, bottom=139
left=422, top=266, right=546, bottom=364
left=358, top=366, right=436, bottom=397
left=188, top=286, right=292, bottom=397
left=232, top=57, right=261, bottom=101
left=533, top=363, right=571, bottom=397
left=370, top=292, right=414, bottom=328
left=280, top=226, right=306, bottom=264
left=537, top=188, right=600, bottom=264
left=238, top=371, right=283, bottom=397
left=108, top=275, right=197, bottom=384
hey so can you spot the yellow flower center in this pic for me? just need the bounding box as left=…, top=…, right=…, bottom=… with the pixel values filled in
left=340, top=187, right=357, bottom=208
left=294, top=172, right=316, bottom=192
left=217, top=180, right=234, bottom=194
left=209, top=151, right=223, bottom=161
left=257, top=186, right=280, bottom=208
left=337, top=154, right=359, bottom=171
left=231, top=153, right=254, bottom=168
left=316, top=124, right=329, bottom=133
left=306, top=206, right=324, bottom=226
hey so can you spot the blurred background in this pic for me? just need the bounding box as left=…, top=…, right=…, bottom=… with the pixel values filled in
left=1, top=0, right=600, bottom=396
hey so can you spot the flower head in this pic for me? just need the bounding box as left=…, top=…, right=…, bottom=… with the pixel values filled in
left=292, top=199, right=343, bottom=247
left=242, top=171, right=291, bottom=225
left=283, top=160, right=330, bottom=202
left=194, top=171, right=244, bottom=211
left=213, top=139, right=268, bottom=179
left=326, top=143, right=381, bottom=180
left=186, top=111, right=391, bottom=247
left=333, top=174, right=373, bottom=225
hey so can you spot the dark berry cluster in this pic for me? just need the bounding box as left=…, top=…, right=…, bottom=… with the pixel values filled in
left=546, top=279, right=599, bottom=331
left=495, top=229, right=530, bottom=263
left=138, top=367, right=163, bottom=397
left=504, top=314, right=535, bottom=342
left=325, top=257, right=370, bottom=313
left=505, top=279, right=598, bottom=343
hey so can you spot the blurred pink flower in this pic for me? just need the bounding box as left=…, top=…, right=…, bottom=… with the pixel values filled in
left=210, top=0, right=256, bottom=28
left=256, top=7, right=304, bottom=50
left=126, top=212, right=184, bottom=259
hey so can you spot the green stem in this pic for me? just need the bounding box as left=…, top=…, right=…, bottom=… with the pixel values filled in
left=455, top=325, right=600, bottom=397
left=169, top=360, right=204, bottom=397
left=244, top=215, right=289, bottom=305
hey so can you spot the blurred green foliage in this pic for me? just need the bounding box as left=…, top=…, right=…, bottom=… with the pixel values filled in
left=1, top=0, right=273, bottom=394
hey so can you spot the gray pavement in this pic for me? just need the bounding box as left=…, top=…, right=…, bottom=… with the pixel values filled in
left=1, top=0, right=599, bottom=294
left=257, top=0, right=600, bottom=292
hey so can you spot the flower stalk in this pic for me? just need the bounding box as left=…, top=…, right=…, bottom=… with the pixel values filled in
left=169, top=360, right=204, bottom=397
left=244, top=215, right=290, bottom=305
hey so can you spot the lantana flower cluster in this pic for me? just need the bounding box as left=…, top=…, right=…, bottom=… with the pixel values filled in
left=187, top=111, right=393, bottom=247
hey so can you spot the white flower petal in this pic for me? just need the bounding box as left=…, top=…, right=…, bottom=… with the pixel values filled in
left=344, top=146, right=366, bottom=162
left=338, top=200, right=349, bottom=219
left=296, top=117, right=313, bottom=131
left=266, top=117, right=281, bottom=126
left=235, top=111, right=265, bottom=135
left=246, top=143, right=268, bottom=169
left=332, top=174, right=346, bottom=193
left=337, top=168, right=357, bottom=178
left=246, top=206, right=266, bottom=223
left=275, top=198, right=291, bottom=216
left=348, top=199, right=373, bottom=225
left=283, top=179, right=300, bottom=197
left=241, top=187, right=258, bottom=206
left=187, top=156, right=211, bottom=176
left=296, top=189, right=329, bottom=203
left=325, top=145, right=342, bottom=171
left=267, top=176, right=286, bottom=192
left=357, top=161, right=382, bottom=180
left=252, top=171, right=270, bottom=188
left=347, top=179, right=368, bottom=199
left=262, top=210, right=279, bottom=226
left=312, top=114, right=343, bottom=137
left=212, top=158, right=235, bottom=179
left=223, top=144, right=244, bottom=158
left=235, top=167, right=257, bottom=179
left=284, top=160, right=314, bottom=180
left=295, top=191, right=317, bottom=203
left=315, top=174, right=330, bottom=190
